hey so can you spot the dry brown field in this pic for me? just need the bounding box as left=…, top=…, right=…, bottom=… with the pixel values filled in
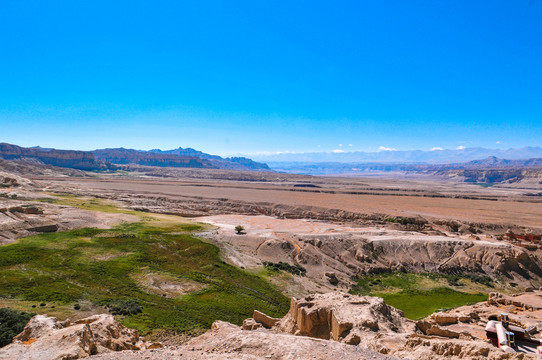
left=38, top=175, right=542, bottom=230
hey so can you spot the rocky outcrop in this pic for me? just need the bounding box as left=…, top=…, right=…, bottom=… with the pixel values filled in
left=416, top=320, right=471, bottom=339
left=0, top=314, right=143, bottom=360
left=241, top=318, right=263, bottom=330
left=0, top=171, right=36, bottom=189
left=394, top=335, right=534, bottom=360
left=91, top=320, right=397, bottom=360
left=487, top=292, right=542, bottom=310
left=277, top=293, right=413, bottom=345
left=252, top=310, right=280, bottom=329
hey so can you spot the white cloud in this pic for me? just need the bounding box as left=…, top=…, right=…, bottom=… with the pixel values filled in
left=332, top=149, right=345, bottom=153
left=339, top=144, right=343, bottom=147
left=496, top=141, right=501, bottom=144
left=378, top=146, right=397, bottom=151
left=317, top=145, right=321, bottom=148
left=430, top=147, right=444, bottom=151
left=348, top=144, right=353, bottom=147
left=456, top=145, right=466, bottom=150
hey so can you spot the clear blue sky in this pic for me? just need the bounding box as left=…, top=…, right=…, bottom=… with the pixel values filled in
left=1, top=0, right=540, bottom=155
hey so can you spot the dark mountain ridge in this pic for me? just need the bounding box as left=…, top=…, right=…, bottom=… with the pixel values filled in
left=0, top=143, right=270, bottom=172
left=149, top=147, right=270, bottom=171
left=93, top=148, right=212, bottom=168
left=0, top=143, right=113, bottom=171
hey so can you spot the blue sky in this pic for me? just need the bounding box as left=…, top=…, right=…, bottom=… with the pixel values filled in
left=0, top=0, right=541, bottom=156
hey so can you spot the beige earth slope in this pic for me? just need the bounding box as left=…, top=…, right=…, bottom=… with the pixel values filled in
left=199, top=214, right=542, bottom=292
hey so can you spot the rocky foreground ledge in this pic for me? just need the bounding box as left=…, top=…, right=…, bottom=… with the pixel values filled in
left=1, top=293, right=540, bottom=360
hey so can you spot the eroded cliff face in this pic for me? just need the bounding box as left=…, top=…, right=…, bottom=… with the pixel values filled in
left=314, top=234, right=541, bottom=277
left=285, top=232, right=542, bottom=289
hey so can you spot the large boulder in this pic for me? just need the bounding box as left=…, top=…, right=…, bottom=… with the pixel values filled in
left=0, top=314, right=142, bottom=360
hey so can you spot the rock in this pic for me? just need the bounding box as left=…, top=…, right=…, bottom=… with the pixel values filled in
left=146, top=343, right=163, bottom=349
left=26, top=224, right=58, bottom=233
left=0, top=314, right=141, bottom=360
left=432, top=312, right=458, bottom=325
left=252, top=310, right=280, bottom=329
left=8, top=206, right=43, bottom=215
left=241, top=318, right=263, bottom=330
left=325, top=272, right=339, bottom=285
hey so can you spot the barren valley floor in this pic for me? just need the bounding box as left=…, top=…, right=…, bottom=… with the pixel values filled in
left=40, top=176, right=542, bottom=229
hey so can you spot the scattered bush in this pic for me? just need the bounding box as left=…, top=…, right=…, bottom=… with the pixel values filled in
left=104, top=299, right=142, bottom=316
left=0, top=308, right=34, bottom=347
left=114, top=234, right=136, bottom=239
left=235, top=225, right=245, bottom=235
left=263, top=261, right=306, bottom=276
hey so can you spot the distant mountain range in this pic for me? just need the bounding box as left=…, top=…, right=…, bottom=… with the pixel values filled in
left=267, top=156, right=542, bottom=176
left=148, top=147, right=269, bottom=170
left=0, top=143, right=270, bottom=172
left=250, top=147, right=542, bottom=164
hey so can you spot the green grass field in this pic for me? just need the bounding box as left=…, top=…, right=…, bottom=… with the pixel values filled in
left=0, top=221, right=290, bottom=335
left=350, top=272, right=488, bottom=319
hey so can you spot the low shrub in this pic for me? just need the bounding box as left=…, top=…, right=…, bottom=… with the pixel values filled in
left=104, top=299, right=143, bottom=316
left=263, top=261, right=306, bottom=276
left=0, top=308, right=34, bottom=347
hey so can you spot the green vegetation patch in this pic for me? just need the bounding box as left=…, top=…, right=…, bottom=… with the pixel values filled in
left=378, top=288, right=487, bottom=320
left=35, top=193, right=136, bottom=214
left=262, top=261, right=306, bottom=276
left=0, top=222, right=290, bottom=335
left=350, top=272, right=488, bottom=320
